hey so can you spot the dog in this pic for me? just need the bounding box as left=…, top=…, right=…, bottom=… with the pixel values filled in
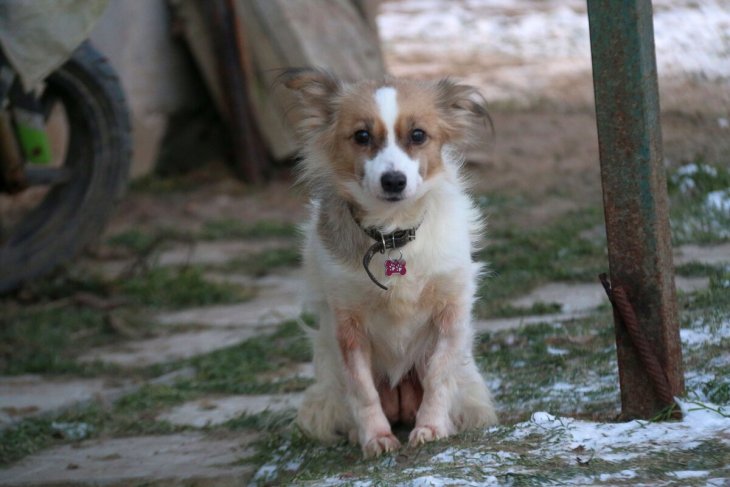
left=284, top=69, right=497, bottom=458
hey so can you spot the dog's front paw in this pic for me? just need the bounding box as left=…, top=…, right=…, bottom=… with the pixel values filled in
left=408, top=425, right=446, bottom=447
left=362, top=432, right=401, bottom=458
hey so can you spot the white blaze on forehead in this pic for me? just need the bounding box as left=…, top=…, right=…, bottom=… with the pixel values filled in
left=361, top=85, right=423, bottom=201
left=374, top=86, right=398, bottom=143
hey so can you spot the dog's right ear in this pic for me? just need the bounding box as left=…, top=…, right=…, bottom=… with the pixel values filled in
left=281, top=68, right=341, bottom=136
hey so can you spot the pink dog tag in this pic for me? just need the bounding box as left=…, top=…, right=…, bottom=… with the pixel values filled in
left=385, top=258, right=407, bottom=276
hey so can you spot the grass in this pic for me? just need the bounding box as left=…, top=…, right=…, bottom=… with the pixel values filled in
left=0, top=319, right=311, bottom=466
left=119, top=266, right=254, bottom=308
left=2, top=161, right=728, bottom=481
left=474, top=160, right=730, bottom=319
left=107, top=219, right=299, bottom=254
left=475, top=206, right=607, bottom=318
left=220, top=248, right=302, bottom=277
left=0, top=305, right=126, bottom=376
left=0, top=264, right=254, bottom=376
left=173, top=319, right=312, bottom=395
left=667, top=161, right=730, bottom=244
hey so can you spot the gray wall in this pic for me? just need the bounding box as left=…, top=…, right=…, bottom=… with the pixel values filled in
left=90, top=0, right=200, bottom=177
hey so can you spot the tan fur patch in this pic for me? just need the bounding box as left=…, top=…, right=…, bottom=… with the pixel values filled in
left=398, top=369, right=424, bottom=425
left=378, top=380, right=400, bottom=424
left=335, top=309, right=365, bottom=365
left=394, top=83, right=448, bottom=180
left=418, top=276, right=467, bottom=334
left=321, top=83, right=384, bottom=194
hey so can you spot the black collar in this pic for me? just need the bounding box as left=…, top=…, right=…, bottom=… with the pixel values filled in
left=363, top=226, right=417, bottom=251
left=350, top=205, right=420, bottom=291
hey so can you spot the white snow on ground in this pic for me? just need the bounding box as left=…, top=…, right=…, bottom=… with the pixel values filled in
left=378, top=0, right=730, bottom=106
left=379, top=0, right=730, bottom=78
left=706, top=189, right=730, bottom=212
left=681, top=317, right=730, bottom=348
left=520, top=400, right=730, bottom=462
left=672, top=163, right=719, bottom=193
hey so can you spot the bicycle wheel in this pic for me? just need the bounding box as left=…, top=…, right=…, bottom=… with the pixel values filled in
left=0, top=41, right=131, bottom=293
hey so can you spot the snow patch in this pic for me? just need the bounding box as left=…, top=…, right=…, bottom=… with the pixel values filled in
left=547, top=345, right=569, bottom=356
left=706, top=189, right=730, bottom=212
left=516, top=399, right=730, bottom=464
left=681, top=318, right=730, bottom=348
left=673, top=470, right=710, bottom=479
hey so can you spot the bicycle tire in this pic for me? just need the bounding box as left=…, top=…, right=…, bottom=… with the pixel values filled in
left=0, top=41, right=131, bottom=293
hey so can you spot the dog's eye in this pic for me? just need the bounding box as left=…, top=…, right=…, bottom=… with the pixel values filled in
left=353, top=130, right=371, bottom=146
left=410, top=129, right=427, bottom=145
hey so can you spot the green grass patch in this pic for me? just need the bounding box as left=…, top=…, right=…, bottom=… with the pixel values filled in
left=0, top=418, right=57, bottom=466
left=120, top=266, right=254, bottom=308
left=476, top=314, right=620, bottom=421
left=175, top=319, right=311, bottom=395
left=476, top=206, right=606, bottom=318
left=107, top=219, right=298, bottom=254
left=667, top=162, right=730, bottom=244
left=221, top=248, right=302, bottom=277
left=490, top=301, right=563, bottom=318
left=0, top=305, right=124, bottom=376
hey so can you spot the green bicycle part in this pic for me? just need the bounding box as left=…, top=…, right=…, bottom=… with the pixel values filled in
left=13, top=107, right=52, bottom=165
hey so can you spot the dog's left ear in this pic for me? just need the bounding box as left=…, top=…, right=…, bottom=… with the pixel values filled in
left=435, top=79, right=493, bottom=143
left=281, top=68, right=341, bottom=137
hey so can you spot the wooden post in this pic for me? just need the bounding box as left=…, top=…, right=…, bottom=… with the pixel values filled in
left=587, top=0, right=685, bottom=419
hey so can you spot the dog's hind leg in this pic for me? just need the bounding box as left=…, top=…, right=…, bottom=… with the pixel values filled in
left=336, top=309, right=400, bottom=458
left=451, top=360, right=498, bottom=431
left=296, top=318, right=353, bottom=443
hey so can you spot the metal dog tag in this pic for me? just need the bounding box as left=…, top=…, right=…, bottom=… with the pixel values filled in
left=385, top=258, right=407, bottom=276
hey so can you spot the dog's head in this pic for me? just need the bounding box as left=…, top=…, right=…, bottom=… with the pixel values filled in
left=284, top=69, right=489, bottom=207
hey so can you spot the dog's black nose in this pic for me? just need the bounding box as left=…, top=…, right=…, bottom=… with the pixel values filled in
left=381, top=171, right=407, bottom=194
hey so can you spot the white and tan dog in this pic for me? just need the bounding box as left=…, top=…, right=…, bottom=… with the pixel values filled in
left=284, top=69, right=497, bottom=458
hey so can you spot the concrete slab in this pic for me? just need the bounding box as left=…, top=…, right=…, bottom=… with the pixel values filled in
left=675, top=275, right=712, bottom=293
left=156, top=300, right=302, bottom=329
left=506, top=276, right=711, bottom=317
left=509, top=282, right=607, bottom=313
left=93, top=239, right=296, bottom=278
left=156, top=239, right=293, bottom=267
left=474, top=310, right=591, bottom=334
left=159, top=393, right=303, bottom=428
left=0, top=376, right=130, bottom=428
left=0, top=433, right=256, bottom=486
left=675, top=242, right=730, bottom=266
left=79, top=328, right=265, bottom=367
left=157, top=272, right=304, bottom=328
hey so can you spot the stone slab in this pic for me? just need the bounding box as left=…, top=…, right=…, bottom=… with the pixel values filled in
left=94, top=239, right=296, bottom=278
left=156, top=239, right=292, bottom=267
left=157, top=272, right=303, bottom=328
left=0, top=433, right=256, bottom=486
left=0, top=376, right=130, bottom=428
left=674, top=242, right=730, bottom=266
left=675, top=276, right=711, bottom=294
left=159, top=393, right=303, bottom=428
left=474, top=311, right=591, bottom=334
left=509, top=282, right=608, bottom=313
left=79, top=328, right=265, bottom=367
left=156, top=300, right=302, bottom=328
left=507, top=276, right=710, bottom=316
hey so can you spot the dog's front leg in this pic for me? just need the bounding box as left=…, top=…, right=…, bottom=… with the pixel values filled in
left=409, top=301, right=467, bottom=446
left=335, top=310, right=400, bottom=458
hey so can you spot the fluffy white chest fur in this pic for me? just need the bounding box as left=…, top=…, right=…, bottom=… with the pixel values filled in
left=285, top=69, right=497, bottom=458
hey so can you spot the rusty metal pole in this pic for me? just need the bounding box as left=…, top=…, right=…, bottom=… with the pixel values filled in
left=587, top=0, right=684, bottom=419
